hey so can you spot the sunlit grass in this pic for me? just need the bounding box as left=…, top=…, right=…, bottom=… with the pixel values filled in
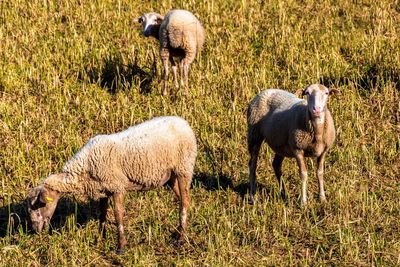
left=0, top=0, right=399, bottom=265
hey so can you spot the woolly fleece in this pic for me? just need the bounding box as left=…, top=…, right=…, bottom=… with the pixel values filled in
left=43, top=116, right=197, bottom=199
left=247, top=89, right=336, bottom=158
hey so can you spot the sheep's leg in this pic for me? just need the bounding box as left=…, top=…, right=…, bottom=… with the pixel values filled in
left=98, top=197, right=109, bottom=239
left=248, top=137, right=262, bottom=204
left=182, top=50, right=196, bottom=94
left=170, top=57, right=179, bottom=89
left=113, top=193, right=127, bottom=254
left=316, top=151, right=327, bottom=202
left=295, top=152, right=308, bottom=207
left=168, top=174, right=181, bottom=200
left=161, top=57, right=169, bottom=95
left=272, top=154, right=286, bottom=201
left=179, top=60, right=184, bottom=87
left=176, top=174, right=191, bottom=245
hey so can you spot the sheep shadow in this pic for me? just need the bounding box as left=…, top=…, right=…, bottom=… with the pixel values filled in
left=82, top=53, right=157, bottom=95
left=192, top=172, right=276, bottom=204
left=0, top=198, right=102, bottom=238
left=233, top=181, right=274, bottom=202
left=319, top=61, right=400, bottom=94
left=192, top=172, right=233, bottom=191
left=0, top=201, right=29, bottom=238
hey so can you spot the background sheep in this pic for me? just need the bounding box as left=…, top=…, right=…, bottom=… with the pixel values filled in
left=136, top=9, right=205, bottom=95
left=247, top=84, right=340, bottom=206
left=26, top=116, right=197, bottom=254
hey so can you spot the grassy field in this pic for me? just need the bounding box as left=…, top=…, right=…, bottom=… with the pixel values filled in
left=0, top=0, right=399, bottom=265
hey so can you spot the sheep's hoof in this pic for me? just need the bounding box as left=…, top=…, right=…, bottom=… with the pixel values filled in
left=248, top=195, right=255, bottom=205
left=174, top=238, right=184, bottom=248
left=116, top=249, right=125, bottom=255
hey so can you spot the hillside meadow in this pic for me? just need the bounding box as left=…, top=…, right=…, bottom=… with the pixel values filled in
left=0, top=0, right=399, bottom=265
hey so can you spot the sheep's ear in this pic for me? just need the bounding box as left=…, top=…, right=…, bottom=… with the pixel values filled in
left=134, top=16, right=143, bottom=23
left=156, top=14, right=164, bottom=23
left=329, top=88, right=341, bottom=95
left=28, top=187, right=42, bottom=206
left=38, top=187, right=59, bottom=204
left=295, top=88, right=305, bottom=97
left=39, top=187, right=52, bottom=204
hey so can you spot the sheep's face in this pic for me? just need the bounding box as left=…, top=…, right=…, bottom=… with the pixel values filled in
left=27, top=185, right=60, bottom=233
left=136, top=13, right=164, bottom=38
left=303, top=84, right=340, bottom=124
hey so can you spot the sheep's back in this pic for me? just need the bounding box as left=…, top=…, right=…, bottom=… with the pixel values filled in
left=248, top=89, right=306, bottom=156
left=162, top=9, right=205, bottom=51
left=248, top=89, right=303, bottom=126
left=111, top=116, right=197, bottom=187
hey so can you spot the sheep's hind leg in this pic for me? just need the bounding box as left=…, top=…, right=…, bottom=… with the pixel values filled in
left=272, top=154, right=287, bottom=201
left=113, top=193, right=127, bottom=254
left=168, top=173, right=181, bottom=200
left=170, top=57, right=179, bottom=89
left=98, top=197, right=109, bottom=239
left=316, top=151, right=327, bottom=202
left=248, top=137, right=262, bottom=204
left=176, top=173, right=191, bottom=245
left=182, top=50, right=196, bottom=94
left=179, top=60, right=184, bottom=87
left=295, top=152, right=308, bottom=207
left=161, top=57, right=169, bottom=95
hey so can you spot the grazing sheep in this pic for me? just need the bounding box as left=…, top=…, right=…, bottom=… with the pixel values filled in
left=247, top=84, right=340, bottom=206
left=27, top=116, right=197, bottom=254
left=136, top=9, right=205, bottom=94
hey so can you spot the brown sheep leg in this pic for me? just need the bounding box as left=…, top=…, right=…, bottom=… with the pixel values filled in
left=272, top=154, right=286, bottom=201
left=295, top=152, right=308, bottom=207
left=113, top=193, right=127, bottom=254
left=98, top=197, right=109, bottom=239
left=316, top=152, right=327, bottom=202
left=177, top=174, right=191, bottom=245
left=248, top=138, right=262, bottom=204
left=169, top=174, right=181, bottom=200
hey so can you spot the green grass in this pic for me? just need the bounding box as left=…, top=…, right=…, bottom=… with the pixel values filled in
left=1, top=0, right=399, bottom=265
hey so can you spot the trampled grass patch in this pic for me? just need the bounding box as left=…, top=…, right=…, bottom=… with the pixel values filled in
left=0, top=0, right=399, bottom=265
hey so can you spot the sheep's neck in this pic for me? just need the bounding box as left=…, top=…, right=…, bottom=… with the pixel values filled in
left=44, top=172, right=82, bottom=194
left=151, top=24, right=161, bottom=40
left=306, top=111, right=326, bottom=151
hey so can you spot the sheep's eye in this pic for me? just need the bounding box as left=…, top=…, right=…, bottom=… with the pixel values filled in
left=138, top=17, right=143, bottom=23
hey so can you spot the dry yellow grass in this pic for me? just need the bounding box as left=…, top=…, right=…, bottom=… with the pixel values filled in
left=0, top=0, right=399, bottom=265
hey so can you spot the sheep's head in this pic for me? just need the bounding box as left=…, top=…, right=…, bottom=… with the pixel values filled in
left=302, top=84, right=340, bottom=124
left=135, top=12, right=164, bottom=38
left=27, top=184, right=60, bottom=233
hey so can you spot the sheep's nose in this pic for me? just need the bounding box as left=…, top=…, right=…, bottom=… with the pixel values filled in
left=312, top=106, right=322, bottom=116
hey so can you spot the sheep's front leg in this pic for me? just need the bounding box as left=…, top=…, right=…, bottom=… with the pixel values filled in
left=113, top=193, right=127, bottom=254
left=177, top=174, right=191, bottom=245
left=316, top=151, right=327, bottom=202
left=99, top=197, right=109, bottom=239
left=295, top=152, right=308, bottom=207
